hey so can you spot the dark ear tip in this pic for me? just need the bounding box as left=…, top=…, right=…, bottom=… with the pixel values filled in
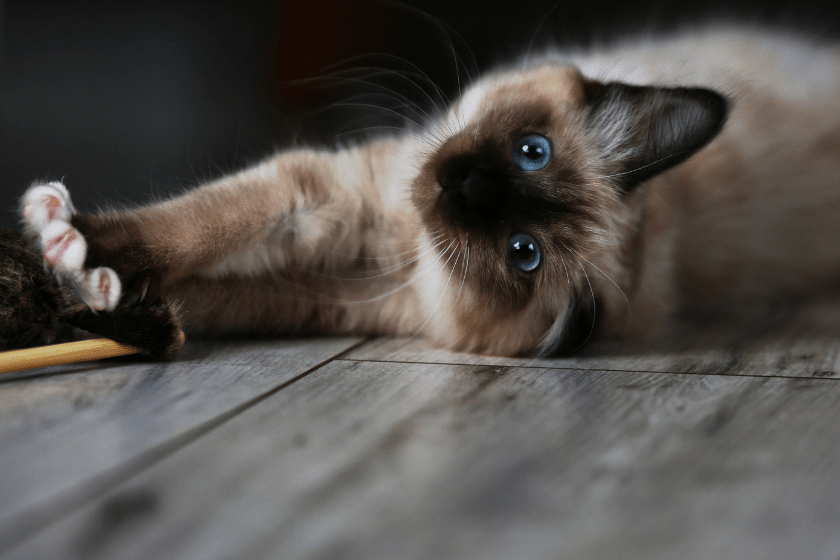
left=672, top=86, right=731, bottom=156
left=585, top=79, right=732, bottom=188
left=684, top=86, right=731, bottom=131
left=710, top=89, right=731, bottom=132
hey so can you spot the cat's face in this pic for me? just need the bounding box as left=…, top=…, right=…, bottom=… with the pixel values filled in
left=411, top=64, right=728, bottom=356
left=412, top=66, right=618, bottom=355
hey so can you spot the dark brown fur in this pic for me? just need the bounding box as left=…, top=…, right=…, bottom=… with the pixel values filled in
left=0, top=227, right=184, bottom=358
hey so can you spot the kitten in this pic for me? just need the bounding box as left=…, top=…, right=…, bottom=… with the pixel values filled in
left=19, top=25, right=840, bottom=357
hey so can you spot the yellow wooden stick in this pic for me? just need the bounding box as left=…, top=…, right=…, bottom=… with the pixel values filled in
left=0, top=339, right=140, bottom=374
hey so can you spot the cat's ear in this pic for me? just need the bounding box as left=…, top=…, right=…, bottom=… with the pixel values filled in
left=583, top=79, right=729, bottom=190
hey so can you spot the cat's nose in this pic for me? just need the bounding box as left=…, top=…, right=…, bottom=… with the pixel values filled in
left=440, top=164, right=494, bottom=210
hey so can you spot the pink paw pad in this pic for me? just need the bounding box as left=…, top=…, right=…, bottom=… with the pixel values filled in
left=21, top=180, right=122, bottom=312
left=22, top=194, right=59, bottom=219
left=40, top=221, right=86, bottom=272
left=83, top=268, right=122, bottom=311
left=21, top=182, right=74, bottom=231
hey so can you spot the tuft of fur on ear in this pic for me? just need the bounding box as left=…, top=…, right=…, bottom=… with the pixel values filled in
left=584, top=80, right=729, bottom=189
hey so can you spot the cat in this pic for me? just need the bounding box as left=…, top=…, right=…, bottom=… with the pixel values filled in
left=19, top=24, right=840, bottom=357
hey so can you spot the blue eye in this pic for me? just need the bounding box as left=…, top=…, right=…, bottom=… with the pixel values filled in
left=508, top=233, right=541, bottom=272
left=513, top=134, right=551, bottom=171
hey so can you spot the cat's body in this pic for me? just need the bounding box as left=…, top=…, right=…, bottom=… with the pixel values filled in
left=20, top=25, right=840, bottom=356
left=567, top=27, right=840, bottom=309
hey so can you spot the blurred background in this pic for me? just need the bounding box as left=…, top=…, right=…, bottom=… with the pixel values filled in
left=1, top=0, right=839, bottom=229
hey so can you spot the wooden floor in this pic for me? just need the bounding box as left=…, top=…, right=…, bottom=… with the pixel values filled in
left=3, top=298, right=840, bottom=560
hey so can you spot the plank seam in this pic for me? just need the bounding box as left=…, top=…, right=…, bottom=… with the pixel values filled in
left=0, top=337, right=372, bottom=556
left=336, top=357, right=840, bottom=381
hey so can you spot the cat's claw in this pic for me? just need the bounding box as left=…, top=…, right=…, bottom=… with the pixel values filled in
left=130, top=276, right=150, bottom=304
left=21, top=181, right=122, bottom=312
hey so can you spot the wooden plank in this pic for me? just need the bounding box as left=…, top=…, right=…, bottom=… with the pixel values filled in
left=347, top=297, right=840, bottom=379
left=9, top=360, right=840, bottom=560
left=0, top=337, right=364, bottom=551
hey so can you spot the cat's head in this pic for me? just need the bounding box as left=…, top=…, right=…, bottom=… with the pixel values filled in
left=411, top=64, right=728, bottom=356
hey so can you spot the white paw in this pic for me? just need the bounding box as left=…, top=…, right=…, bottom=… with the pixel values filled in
left=40, top=220, right=87, bottom=271
left=21, top=181, right=122, bottom=312
left=21, top=182, right=75, bottom=233
left=81, top=267, right=122, bottom=311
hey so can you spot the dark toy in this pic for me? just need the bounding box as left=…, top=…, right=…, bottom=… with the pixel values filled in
left=0, top=227, right=184, bottom=371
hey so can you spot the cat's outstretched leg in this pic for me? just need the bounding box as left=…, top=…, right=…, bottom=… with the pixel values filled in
left=21, top=182, right=122, bottom=311
left=19, top=142, right=414, bottom=324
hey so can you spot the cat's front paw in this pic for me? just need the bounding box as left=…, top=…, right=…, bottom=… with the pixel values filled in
left=21, top=182, right=122, bottom=311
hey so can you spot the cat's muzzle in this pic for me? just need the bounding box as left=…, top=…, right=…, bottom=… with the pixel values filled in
left=439, top=158, right=509, bottom=222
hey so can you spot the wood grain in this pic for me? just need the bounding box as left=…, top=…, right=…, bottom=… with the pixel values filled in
left=0, top=337, right=364, bottom=552
left=9, top=360, right=840, bottom=560
left=347, top=297, right=840, bottom=379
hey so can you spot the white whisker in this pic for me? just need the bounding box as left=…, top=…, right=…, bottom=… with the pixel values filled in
left=309, top=238, right=446, bottom=282
left=410, top=241, right=461, bottom=336
left=332, top=102, right=425, bottom=130
left=569, top=261, right=597, bottom=355
left=338, top=239, right=456, bottom=304
left=559, top=253, right=572, bottom=288
left=559, top=240, right=631, bottom=330
left=333, top=231, right=445, bottom=261
left=456, top=236, right=469, bottom=301
left=585, top=153, right=686, bottom=181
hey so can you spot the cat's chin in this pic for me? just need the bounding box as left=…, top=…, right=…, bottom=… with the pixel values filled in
left=415, top=295, right=574, bottom=358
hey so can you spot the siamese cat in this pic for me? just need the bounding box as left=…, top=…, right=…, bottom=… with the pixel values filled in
left=20, top=25, right=840, bottom=356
